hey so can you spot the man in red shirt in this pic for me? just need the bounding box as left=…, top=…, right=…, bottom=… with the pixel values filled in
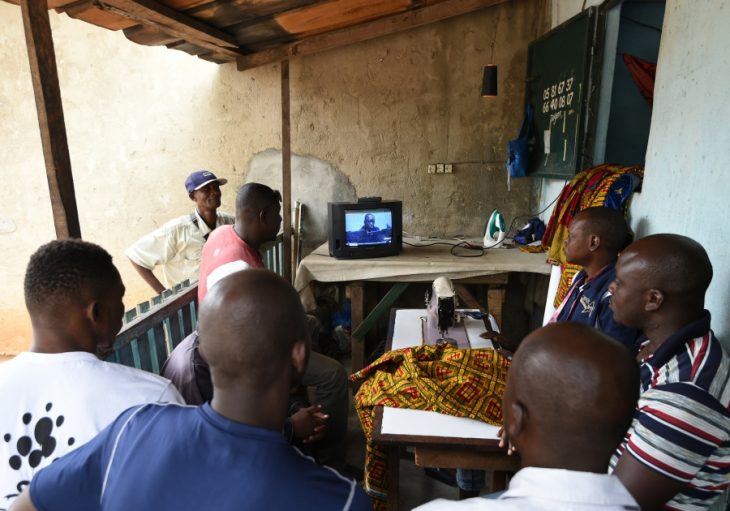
left=198, top=182, right=350, bottom=471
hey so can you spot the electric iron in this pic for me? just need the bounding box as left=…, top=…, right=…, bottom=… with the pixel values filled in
left=483, top=208, right=506, bottom=248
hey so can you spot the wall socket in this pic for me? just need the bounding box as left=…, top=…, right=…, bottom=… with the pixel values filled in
left=427, top=163, right=453, bottom=174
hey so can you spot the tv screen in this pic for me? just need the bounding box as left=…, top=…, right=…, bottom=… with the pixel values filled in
left=328, top=199, right=402, bottom=259
left=344, top=208, right=393, bottom=247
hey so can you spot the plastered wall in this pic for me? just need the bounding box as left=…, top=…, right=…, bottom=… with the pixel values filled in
left=629, top=0, right=730, bottom=345
left=0, top=0, right=548, bottom=356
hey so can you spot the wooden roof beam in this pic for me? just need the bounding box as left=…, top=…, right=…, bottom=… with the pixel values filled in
left=237, top=0, right=509, bottom=71
left=21, top=0, right=81, bottom=239
left=95, top=0, right=245, bottom=58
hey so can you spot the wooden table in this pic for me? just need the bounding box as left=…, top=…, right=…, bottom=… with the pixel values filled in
left=370, top=309, right=520, bottom=510
left=294, top=238, right=550, bottom=371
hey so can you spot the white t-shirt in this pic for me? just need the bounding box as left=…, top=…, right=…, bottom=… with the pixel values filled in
left=414, top=467, right=639, bottom=511
left=0, top=351, right=183, bottom=509
left=125, top=210, right=234, bottom=289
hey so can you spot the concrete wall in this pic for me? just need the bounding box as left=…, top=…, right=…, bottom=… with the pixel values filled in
left=0, top=0, right=548, bottom=356
left=629, top=0, right=730, bottom=344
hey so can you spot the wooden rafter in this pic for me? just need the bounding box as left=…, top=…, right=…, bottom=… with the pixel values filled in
left=21, top=0, right=81, bottom=239
left=95, top=0, right=244, bottom=59
left=237, top=0, right=509, bottom=71
left=281, top=59, right=293, bottom=283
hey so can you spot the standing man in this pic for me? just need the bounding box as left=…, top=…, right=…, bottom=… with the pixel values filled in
left=415, top=322, right=641, bottom=510
left=11, top=270, right=371, bottom=511
left=126, top=170, right=233, bottom=294
left=609, top=234, right=730, bottom=511
left=198, top=182, right=350, bottom=473
left=0, top=240, right=183, bottom=509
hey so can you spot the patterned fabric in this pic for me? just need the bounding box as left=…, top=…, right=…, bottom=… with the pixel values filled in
left=351, top=344, right=509, bottom=510
left=609, top=311, right=730, bottom=510
left=541, top=164, right=643, bottom=306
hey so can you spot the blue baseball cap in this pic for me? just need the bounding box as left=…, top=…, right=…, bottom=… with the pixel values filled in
left=185, top=170, right=228, bottom=194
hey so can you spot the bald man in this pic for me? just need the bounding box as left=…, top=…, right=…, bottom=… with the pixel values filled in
left=608, top=234, right=730, bottom=511
left=12, top=270, right=371, bottom=511
left=415, top=322, right=640, bottom=510
left=195, top=182, right=350, bottom=471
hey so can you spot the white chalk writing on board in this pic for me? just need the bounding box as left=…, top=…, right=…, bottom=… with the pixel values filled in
left=541, top=75, right=577, bottom=114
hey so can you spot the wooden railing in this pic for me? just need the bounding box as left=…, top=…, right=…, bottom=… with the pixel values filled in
left=107, top=235, right=285, bottom=374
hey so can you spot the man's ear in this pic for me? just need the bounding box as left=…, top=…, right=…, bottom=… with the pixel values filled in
left=290, top=339, right=308, bottom=380
left=588, top=234, right=601, bottom=252
left=645, top=289, right=664, bottom=312
left=505, top=401, right=526, bottom=446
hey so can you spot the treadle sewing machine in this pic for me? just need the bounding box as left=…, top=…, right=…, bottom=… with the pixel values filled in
left=422, top=276, right=493, bottom=348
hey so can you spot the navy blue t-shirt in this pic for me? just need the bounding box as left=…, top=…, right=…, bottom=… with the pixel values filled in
left=30, top=403, right=371, bottom=511
left=556, top=263, right=642, bottom=352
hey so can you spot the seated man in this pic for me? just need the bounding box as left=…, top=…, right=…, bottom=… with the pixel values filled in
left=608, top=234, right=730, bottom=511
left=415, top=322, right=641, bottom=510
left=126, top=170, right=233, bottom=294
left=0, top=240, right=183, bottom=509
left=161, top=331, right=328, bottom=446
left=488, top=206, right=641, bottom=352
left=12, top=270, right=371, bottom=511
left=197, top=182, right=350, bottom=471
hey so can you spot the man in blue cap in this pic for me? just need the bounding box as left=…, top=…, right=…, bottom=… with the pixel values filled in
left=126, top=170, right=234, bottom=294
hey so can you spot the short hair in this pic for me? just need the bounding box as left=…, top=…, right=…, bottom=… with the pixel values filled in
left=24, top=239, right=120, bottom=314
left=577, top=207, right=632, bottom=254
left=235, top=183, right=281, bottom=216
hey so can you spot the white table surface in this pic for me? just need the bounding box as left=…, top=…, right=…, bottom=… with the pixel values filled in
left=381, top=309, right=502, bottom=440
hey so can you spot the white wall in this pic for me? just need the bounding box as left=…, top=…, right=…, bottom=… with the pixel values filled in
left=629, top=0, right=730, bottom=344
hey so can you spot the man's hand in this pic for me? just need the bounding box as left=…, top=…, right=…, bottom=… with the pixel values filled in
left=497, top=427, right=517, bottom=455
left=291, top=405, right=329, bottom=444
left=129, top=259, right=166, bottom=295
left=481, top=331, right=520, bottom=355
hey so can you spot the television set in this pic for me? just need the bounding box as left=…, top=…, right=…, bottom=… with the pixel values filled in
left=327, top=198, right=403, bottom=259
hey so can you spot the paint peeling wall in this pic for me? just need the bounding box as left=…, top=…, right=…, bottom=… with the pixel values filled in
left=0, top=0, right=548, bottom=356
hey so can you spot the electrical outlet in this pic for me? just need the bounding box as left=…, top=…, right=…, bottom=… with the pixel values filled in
left=427, top=164, right=436, bottom=174
left=444, top=163, right=453, bottom=174
left=436, top=163, right=445, bottom=173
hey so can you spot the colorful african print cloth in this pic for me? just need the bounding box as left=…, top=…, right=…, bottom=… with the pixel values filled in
left=351, top=344, right=509, bottom=510
left=541, top=164, right=643, bottom=306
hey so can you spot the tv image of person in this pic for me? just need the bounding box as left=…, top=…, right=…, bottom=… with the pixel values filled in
left=360, top=213, right=380, bottom=234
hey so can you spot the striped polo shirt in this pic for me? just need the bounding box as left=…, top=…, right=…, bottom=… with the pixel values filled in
left=609, top=311, right=730, bottom=510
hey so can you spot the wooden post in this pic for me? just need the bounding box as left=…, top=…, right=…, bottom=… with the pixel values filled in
left=281, top=59, right=292, bottom=283
left=20, top=0, right=81, bottom=239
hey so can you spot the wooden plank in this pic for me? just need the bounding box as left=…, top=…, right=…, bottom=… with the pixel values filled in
left=21, top=0, right=82, bottom=239
left=348, top=282, right=365, bottom=372
left=276, top=0, right=411, bottom=36
left=96, top=0, right=245, bottom=58
left=487, top=286, right=505, bottom=330
left=61, top=1, right=139, bottom=30
left=237, top=0, right=508, bottom=71
left=281, top=59, right=292, bottom=283
left=415, top=445, right=520, bottom=471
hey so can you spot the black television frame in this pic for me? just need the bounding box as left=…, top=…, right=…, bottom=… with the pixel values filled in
left=327, top=198, right=403, bottom=259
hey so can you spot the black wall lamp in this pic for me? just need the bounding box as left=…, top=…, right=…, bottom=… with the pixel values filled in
left=481, top=32, right=498, bottom=97
left=481, top=64, right=498, bottom=97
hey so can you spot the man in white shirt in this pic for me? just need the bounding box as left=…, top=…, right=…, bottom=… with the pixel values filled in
left=415, top=322, right=640, bottom=511
left=125, top=170, right=234, bottom=294
left=0, top=240, right=183, bottom=509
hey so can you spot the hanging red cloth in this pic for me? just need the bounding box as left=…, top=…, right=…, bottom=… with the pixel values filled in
left=623, top=53, right=657, bottom=106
